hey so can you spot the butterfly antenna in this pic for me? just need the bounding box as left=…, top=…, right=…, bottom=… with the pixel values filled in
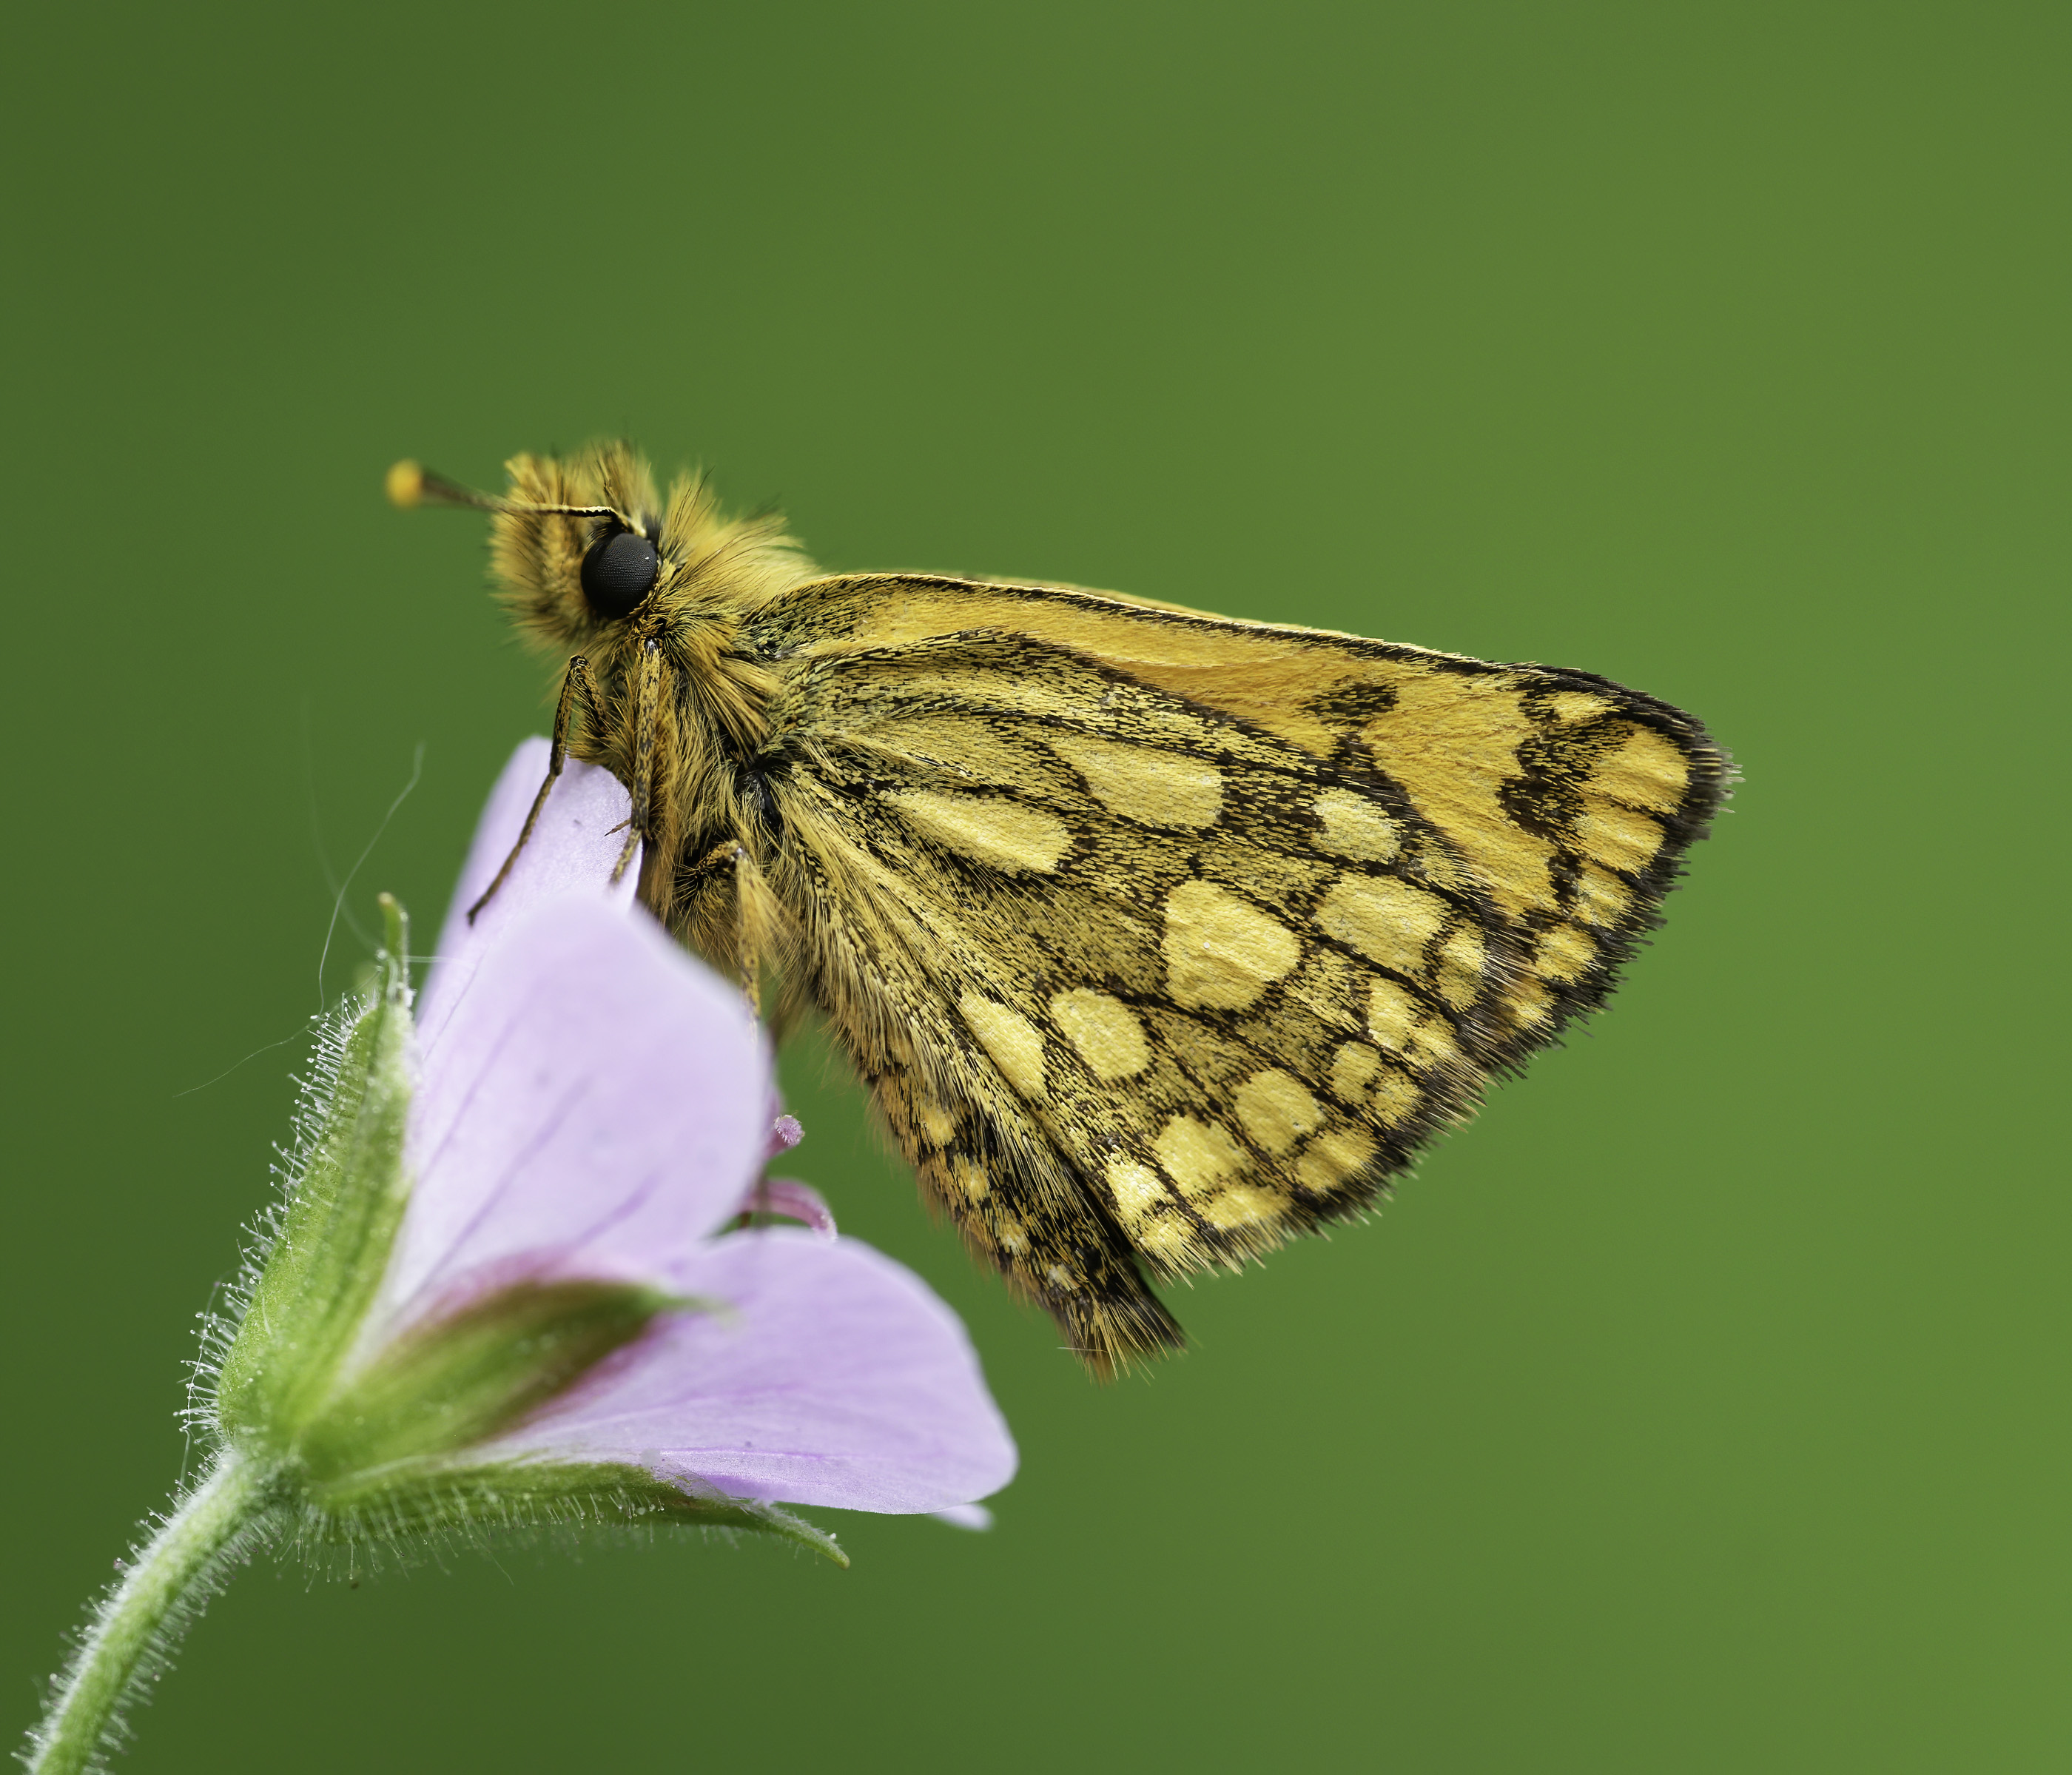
left=386, top=459, right=619, bottom=521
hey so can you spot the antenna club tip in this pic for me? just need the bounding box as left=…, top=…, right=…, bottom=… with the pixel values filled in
left=386, top=459, right=426, bottom=509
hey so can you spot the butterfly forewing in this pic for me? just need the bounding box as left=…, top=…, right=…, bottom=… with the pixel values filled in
left=730, top=577, right=1723, bottom=1366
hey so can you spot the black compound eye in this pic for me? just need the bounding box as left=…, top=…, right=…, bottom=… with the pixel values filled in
left=579, top=528, right=659, bottom=617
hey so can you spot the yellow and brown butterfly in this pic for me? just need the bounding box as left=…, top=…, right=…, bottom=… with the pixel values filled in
left=390, top=443, right=1730, bottom=1374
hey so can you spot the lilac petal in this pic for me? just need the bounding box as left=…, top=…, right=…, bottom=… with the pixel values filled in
left=505, top=1231, right=1018, bottom=1514
left=932, top=1503, right=995, bottom=1531
left=377, top=898, right=770, bottom=1334
left=419, top=739, right=639, bottom=1056
left=733, top=1178, right=837, bottom=1241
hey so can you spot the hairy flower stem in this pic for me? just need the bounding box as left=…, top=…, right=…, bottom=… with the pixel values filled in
left=26, top=1453, right=284, bottom=1775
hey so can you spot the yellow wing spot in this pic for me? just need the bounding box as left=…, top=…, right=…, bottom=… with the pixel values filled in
left=1297, top=1126, right=1376, bottom=1194
left=850, top=587, right=1307, bottom=670
left=886, top=788, right=1070, bottom=873
left=992, top=1214, right=1030, bottom=1256
left=1573, top=864, right=1632, bottom=928
left=1203, top=1184, right=1285, bottom=1229
left=1141, top=1221, right=1194, bottom=1261
left=1314, top=790, right=1402, bottom=863
left=1329, top=1041, right=1381, bottom=1102
left=1049, top=988, right=1151, bottom=1080
left=1368, top=978, right=1416, bottom=1049
left=1106, top=1157, right=1192, bottom=1260
left=1575, top=797, right=1664, bottom=874
left=1316, top=874, right=1447, bottom=977
left=1360, top=668, right=1557, bottom=919
left=1368, top=979, right=1460, bottom=1065
left=1107, top=1157, right=1167, bottom=1223
left=1436, top=925, right=1486, bottom=1009
left=1411, top=841, right=1470, bottom=893
left=1534, top=925, right=1599, bottom=984
left=951, top=1155, right=989, bottom=1201
left=1232, top=1068, right=1324, bottom=1155
left=870, top=599, right=1342, bottom=755
left=872, top=715, right=1046, bottom=791
left=1502, top=976, right=1553, bottom=1030
left=958, top=993, right=1050, bottom=1098
left=1410, top=1016, right=1459, bottom=1066
left=1049, top=732, right=1224, bottom=828
left=1369, top=1069, right=1421, bottom=1126
left=1163, top=881, right=1302, bottom=1011
left=912, top=1094, right=960, bottom=1147
left=1591, top=725, right=1691, bottom=813
left=1547, top=691, right=1612, bottom=725
left=1154, top=1114, right=1246, bottom=1201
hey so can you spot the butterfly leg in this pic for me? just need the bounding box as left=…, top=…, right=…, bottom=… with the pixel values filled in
left=673, top=839, right=767, bottom=1004
left=610, top=638, right=665, bottom=886
left=468, top=654, right=601, bottom=923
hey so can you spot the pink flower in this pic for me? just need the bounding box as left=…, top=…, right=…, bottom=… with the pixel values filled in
left=376, top=739, right=1017, bottom=1517
left=25, top=741, right=1018, bottom=1775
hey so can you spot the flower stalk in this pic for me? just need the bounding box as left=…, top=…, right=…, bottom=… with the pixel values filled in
left=27, top=1454, right=284, bottom=1775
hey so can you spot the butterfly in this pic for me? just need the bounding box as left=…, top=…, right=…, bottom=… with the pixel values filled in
left=391, top=443, right=1729, bottom=1373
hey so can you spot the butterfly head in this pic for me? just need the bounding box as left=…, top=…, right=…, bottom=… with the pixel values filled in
left=388, top=442, right=815, bottom=651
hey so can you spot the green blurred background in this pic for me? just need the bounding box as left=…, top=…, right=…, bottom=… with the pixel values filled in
left=4, top=1, right=2065, bottom=1768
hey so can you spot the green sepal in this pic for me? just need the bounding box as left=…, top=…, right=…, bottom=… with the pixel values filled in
left=218, top=896, right=416, bottom=1452
left=297, top=1459, right=849, bottom=1566
left=294, top=1278, right=688, bottom=1478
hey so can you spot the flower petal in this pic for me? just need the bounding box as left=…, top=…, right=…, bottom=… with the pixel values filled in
left=419, top=739, right=639, bottom=1056
left=932, top=1503, right=995, bottom=1531
left=505, top=1231, right=1018, bottom=1514
left=378, top=897, right=770, bottom=1332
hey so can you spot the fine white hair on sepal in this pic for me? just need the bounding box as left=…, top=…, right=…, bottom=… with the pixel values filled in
left=178, top=994, right=370, bottom=1456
